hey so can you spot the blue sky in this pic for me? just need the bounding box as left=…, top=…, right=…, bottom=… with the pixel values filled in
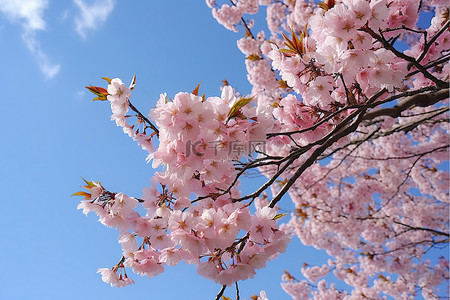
left=0, top=1, right=325, bottom=299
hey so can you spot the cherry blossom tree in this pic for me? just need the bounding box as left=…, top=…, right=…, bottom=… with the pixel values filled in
left=74, top=0, right=449, bottom=299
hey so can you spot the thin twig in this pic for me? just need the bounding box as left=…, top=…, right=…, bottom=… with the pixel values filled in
left=393, top=220, right=450, bottom=238
left=215, top=285, right=227, bottom=300
left=361, top=25, right=447, bottom=88
left=269, top=104, right=369, bottom=207
left=128, top=101, right=159, bottom=137
left=418, top=20, right=450, bottom=63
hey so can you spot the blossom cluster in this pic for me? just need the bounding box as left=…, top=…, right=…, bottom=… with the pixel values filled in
left=206, top=0, right=449, bottom=298
left=106, top=78, right=154, bottom=153
left=77, top=80, right=290, bottom=287
left=280, top=111, right=449, bottom=299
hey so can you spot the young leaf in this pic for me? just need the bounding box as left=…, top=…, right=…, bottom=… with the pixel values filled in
left=86, top=85, right=108, bottom=101
left=71, top=191, right=91, bottom=199
left=273, top=212, right=288, bottom=220
left=318, top=2, right=328, bottom=10
left=347, top=90, right=357, bottom=105
left=82, top=177, right=97, bottom=189
left=129, top=73, right=137, bottom=90
left=246, top=54, right=262, bottom=61
left=278, top=79, right=290, bottom=89
left=318, top=0, right=335, bottom=11
left=193, top=82, right=201, bottom=96
left=280, top=27, right=305, bottom=57
left=283, top=270, right=296, bottom=281
left=226, top=96, right=253, bottom=122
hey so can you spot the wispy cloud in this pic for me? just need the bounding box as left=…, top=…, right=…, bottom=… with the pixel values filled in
left=73, top=0, right=115, bottom=38
left=23, top=31, right=60, bottom=79
left=0, top=0, right=60, bottom=79
left=0, top=0, right=47, bottom=31
left=61, top=9, right=69, bottom=21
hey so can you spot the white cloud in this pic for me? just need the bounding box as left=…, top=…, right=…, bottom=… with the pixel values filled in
left=0, top=0, right=60, bottom=79
left=61, top=9, right=69, bottom=21
left=76, top=89, right=86, bottom=100
left=74, top=0, right=115, bottom=38
left=0, top=0, right=48, bottom=30
left=22, top=31, right=60, bottom=79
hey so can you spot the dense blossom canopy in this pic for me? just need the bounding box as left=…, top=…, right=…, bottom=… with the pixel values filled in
left=76, top=0, right=449, bottom=299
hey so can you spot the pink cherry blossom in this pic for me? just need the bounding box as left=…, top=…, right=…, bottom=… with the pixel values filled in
left=76, top=0, right=449, bottom=298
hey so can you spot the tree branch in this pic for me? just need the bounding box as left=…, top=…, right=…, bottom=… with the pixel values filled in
left=394, top=220, right=450, bottom=238
left=215, top=285, right=227, bottom=300
left=361, top=25, right=448, bottom=88
left=269, top=106, right=369, bottom=207
left=128, top=101, right=160, bottom=137
left=362, top=88, right=449, bottom=120
left=417, top=20, right=450, bottom=63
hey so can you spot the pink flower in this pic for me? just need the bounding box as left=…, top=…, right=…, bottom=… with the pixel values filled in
left=212, top=4, right=242, bottom=32
left=107, top=78, right=131, bottom=103
left=168, top=210, right=195, bottom=233
left=304, top=76, right=334, bottom=108
left=237, top=36, right=261, bottom=56
left=77, top=201, right=107, bottom=219
left=159, top=247, right=186, bottom=267
left=324, top=4, right=357, bottom=42
left=149, top=232, right=173, bottom=249
left=97, top=268, right=134, bottom=288
left=368, top=0, right=389, bottom=30
left=110, top=193, right=139, bottom=220
left=197, top=259, right=221, bottom=281
left=342, top=0, right=371, bottom=27
left=249, top=217, right=276, bottom=244
left=301, top=264, right=330, bottom=283
left=171, top=229, right=205, bottom=257
left=237, top=0, right=259, bottom=15
left=124, top=249, right=164, bottom=278
left=257, top=290, right=269, bottom=300
left=118, top=233, right=138, bottom=252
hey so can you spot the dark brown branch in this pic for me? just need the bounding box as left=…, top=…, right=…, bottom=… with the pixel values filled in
left=348, top=144, right=448, bottom=161
left=366, top=86, right=440, bottom=111
left=234, top=154, right=299, bottom=201
left=371, top=239, right=446, bottom=257
left=267, top=103, right=361, bottom=138
left=394, top=220, right=450, bottom=238
left=236, top=104, right=367, bottom=202
left=229, top=0, right=255, bottom=39
left=362, top=88, right=449, bottom=120
left=269, top=105, right=369, bottom=208
left=361, top=25, right=447, bottom=88
left=266, top=89, right=382, bottom=138
left=128, top=101, right=159, bottom=137
left=206, top=74, right=446, bottom=207
left=133, top=197, right=145, bottom=203
left=215, top=285, right=227, bottom=300
left=305, top=128, right=381, bottom=192
left=268, top=86, right=440, bottom=139
left=407, top=54, right=450, bottom=78
left=322, top=108, right=448, bottom=161
left=238, top=89, right=393, bottom=202
left=418, top=20, right=450, bottom=63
